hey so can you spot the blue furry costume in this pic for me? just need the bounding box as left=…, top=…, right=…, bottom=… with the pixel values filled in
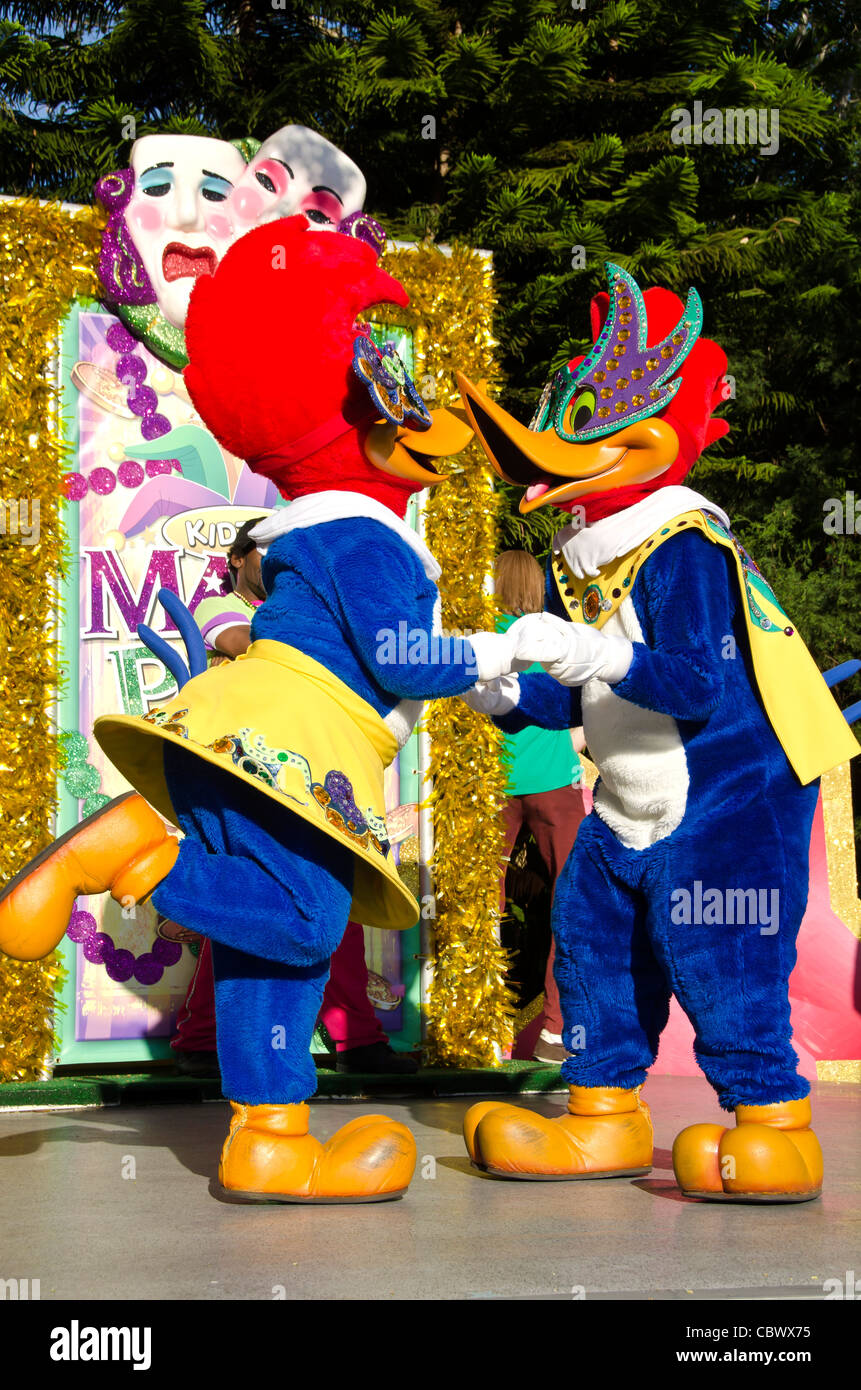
left=456, top=263, right=857, bottom=1198
left=0, top=219, right=514, bottom=1202
left=499, top=523, right=819, bottom=1109
left=150, top=502, right=480, bottom=1105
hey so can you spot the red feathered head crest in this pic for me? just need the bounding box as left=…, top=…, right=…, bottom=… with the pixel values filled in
left=183, top=216, right=414, bottom=502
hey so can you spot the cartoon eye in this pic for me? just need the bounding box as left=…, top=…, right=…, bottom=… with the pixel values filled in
left=139, top=169, right=173, bottom=198
left=255, top=170, right=277, bottom=194
left=562, top=387, right=597, bottom=435
left=201, top=175, right=233, bottom=203
left=306, top=209, right=333, bottom=225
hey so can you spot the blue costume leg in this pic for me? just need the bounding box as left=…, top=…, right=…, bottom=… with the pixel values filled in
left=151, top=744, right=354, bottom=1105
left=645, top=778, right=819, bottom=1110
left=555, top=813, right=672, bottom=1091
left=151, top=744, right=354, bottom=967
left=210, top=943, right=331, bottom=1104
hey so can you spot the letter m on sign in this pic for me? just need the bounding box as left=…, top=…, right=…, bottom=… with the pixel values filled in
left=85, top=549, right=182, bottom=638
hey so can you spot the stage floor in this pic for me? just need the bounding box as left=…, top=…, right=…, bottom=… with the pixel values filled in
left=0, top=1074, right=858, bottom=1301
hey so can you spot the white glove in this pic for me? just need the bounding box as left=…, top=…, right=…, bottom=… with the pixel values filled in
left=506, top=612, right=573, bottom=668
left=467, top=629, right=532, bottom=682
left=459, top=675, right=521, bottom=716
left=508, top=612, right=633, bottom=687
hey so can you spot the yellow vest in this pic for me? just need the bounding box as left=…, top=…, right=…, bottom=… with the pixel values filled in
left=551, top=509, right=859, bottom=785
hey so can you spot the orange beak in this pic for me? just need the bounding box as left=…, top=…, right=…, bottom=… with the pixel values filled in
left=456, top=373, right=679, bottom=513
left=363, top=406, right=474, bottom=487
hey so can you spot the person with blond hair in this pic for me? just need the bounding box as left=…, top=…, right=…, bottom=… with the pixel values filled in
left=494, top=550, right=591, bottom=1064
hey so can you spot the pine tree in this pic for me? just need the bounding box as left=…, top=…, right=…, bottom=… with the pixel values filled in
left=1, top=0, right=858, bottom=685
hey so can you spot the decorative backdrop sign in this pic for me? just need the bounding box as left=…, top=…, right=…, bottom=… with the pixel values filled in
left=56, top=299, right=283, bottom=1053
left=1, top=200, right=507, bottom=1077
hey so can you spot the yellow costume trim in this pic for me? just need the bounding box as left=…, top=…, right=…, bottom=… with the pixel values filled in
left=551, top=510, right=860, bottom=786
left=94, top=640, right=419, bottom=931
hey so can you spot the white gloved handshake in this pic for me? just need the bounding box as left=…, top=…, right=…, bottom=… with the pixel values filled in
left=460, top=673, right=521, bottom=716
left=507, top=611, right=633, bottom=686
left=462, top=613, right=632, bottom=714
left=460, top=628, right=533, bottom=716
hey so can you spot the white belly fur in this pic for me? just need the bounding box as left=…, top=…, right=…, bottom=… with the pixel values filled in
left=582, top=598, right=689, bottom=850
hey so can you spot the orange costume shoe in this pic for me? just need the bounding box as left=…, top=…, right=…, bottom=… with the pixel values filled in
left=672, top=1097, right=823, bottom=1203
left=464, top=1085, right=653, bottom=1180
left=218, top=1102, right=417, bottom=1203
left=0, top=792, right=179, bottom=962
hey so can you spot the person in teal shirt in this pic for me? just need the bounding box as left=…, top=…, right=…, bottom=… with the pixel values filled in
left=495, top=551, right=592, bottom=1064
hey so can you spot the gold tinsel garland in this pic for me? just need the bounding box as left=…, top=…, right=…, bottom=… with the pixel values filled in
left=383, top=242, right=516, bottom=1065
left=8, top=212, right=855, bottom=1081
left=0, top=199, right=104, bottom=1081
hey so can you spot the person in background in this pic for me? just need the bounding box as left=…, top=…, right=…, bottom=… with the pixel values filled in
left=495, top=550, right=592, bottom=1065
left=169, top=518, right=418, bottom=1076
left=193, top=516, right=267, bottom=662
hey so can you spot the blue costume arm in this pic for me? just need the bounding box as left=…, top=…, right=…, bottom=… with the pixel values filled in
left=496, top=672, right=582, bottom=733
left=327, top=521, right=481, bottom=699
left=612, top=530, right=734, bottom=722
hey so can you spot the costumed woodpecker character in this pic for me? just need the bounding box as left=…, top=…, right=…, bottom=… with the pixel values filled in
left=0, top=217, right=524, bottom=1203
left=456, top=264, right=860, bottom=1202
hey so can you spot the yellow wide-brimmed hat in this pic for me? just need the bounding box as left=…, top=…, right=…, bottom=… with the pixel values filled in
left=95, top=640, right=419, bottom=931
